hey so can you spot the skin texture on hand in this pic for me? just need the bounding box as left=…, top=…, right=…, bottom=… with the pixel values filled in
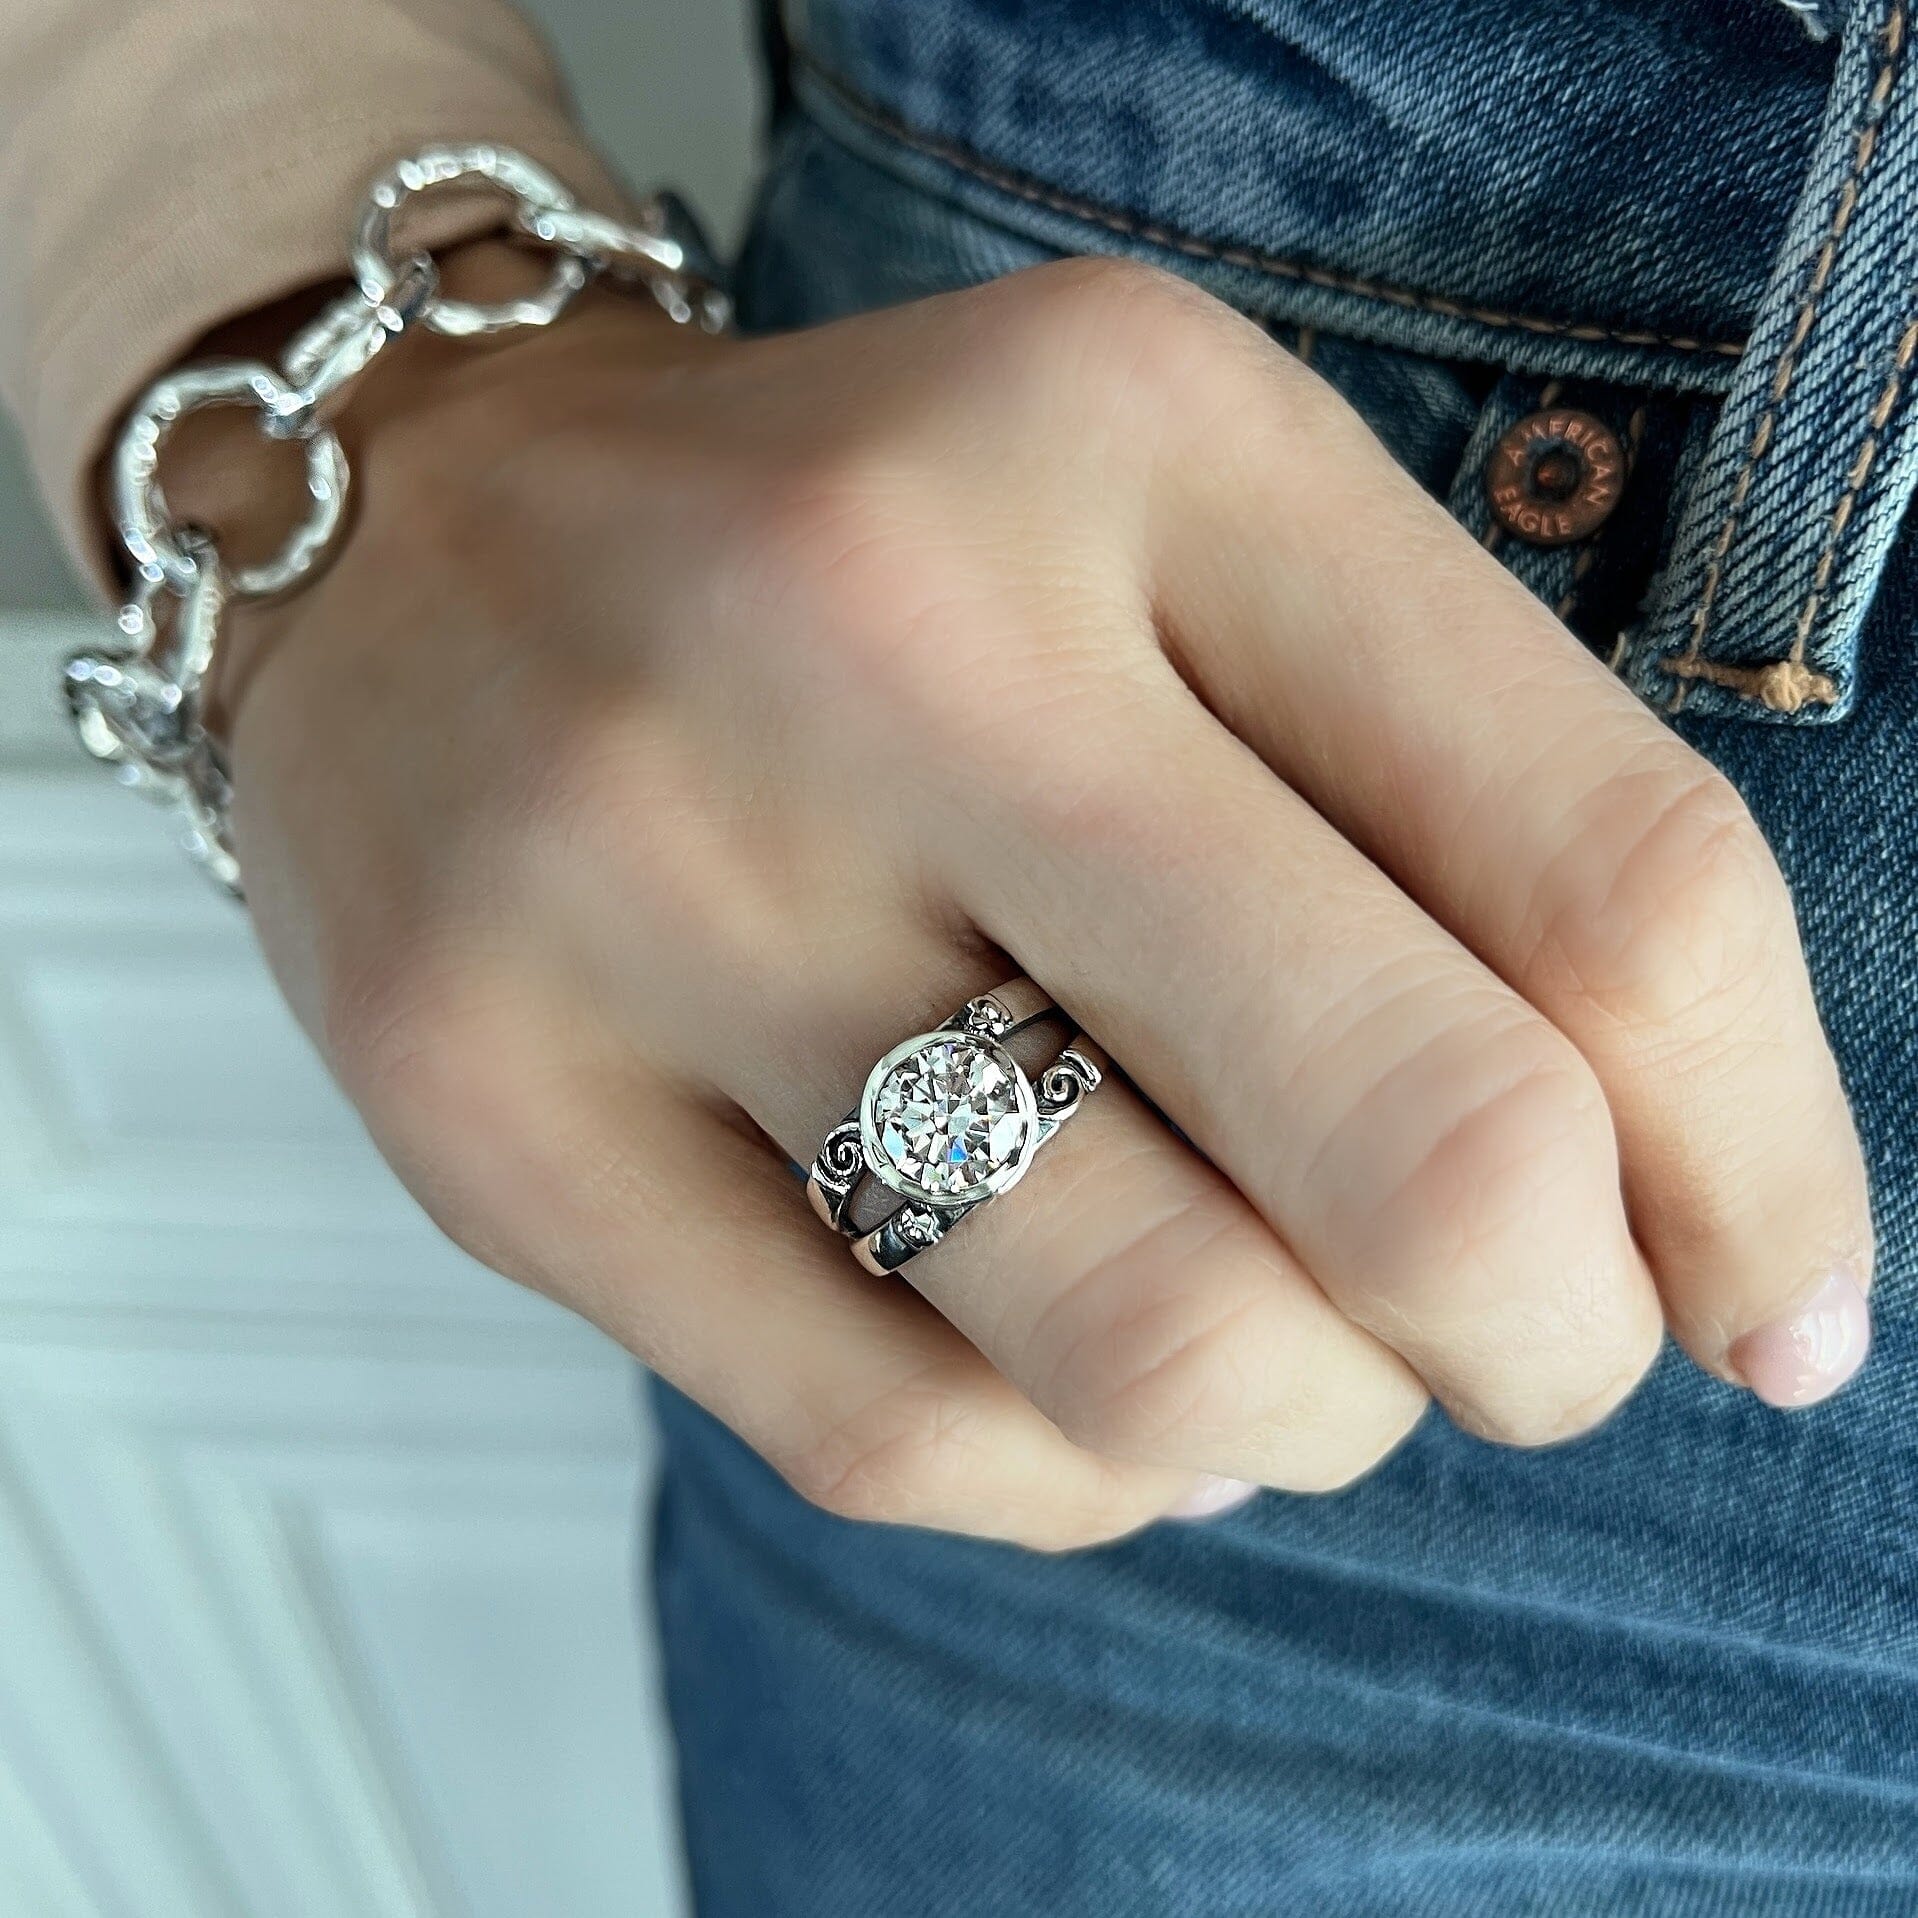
left=179, top=255, right=1874, bottom=1550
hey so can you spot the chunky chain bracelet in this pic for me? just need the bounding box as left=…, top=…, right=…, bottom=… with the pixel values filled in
left=63, top=144, right=731, bottom=897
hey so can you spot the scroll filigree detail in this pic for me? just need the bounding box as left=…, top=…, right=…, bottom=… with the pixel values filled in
left=1036, top=1043, right=1105, bottom=1137
left=806, top=1117, right=866, bottom=1232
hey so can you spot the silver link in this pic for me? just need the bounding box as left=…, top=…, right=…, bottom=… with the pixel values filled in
left=517, top=202, right=684, bottom=276
left=112, top=360, right=350, bottom=598
left=354, top=144, right=588, bottom=338
left=275, top=253, right=439, bottom=437
left=518, top=194, right=733, bottom=333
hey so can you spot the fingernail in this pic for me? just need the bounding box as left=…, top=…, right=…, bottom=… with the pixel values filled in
left=1729, top=1268, right=1871, bottom=1410
left=1166, top=1476, right=1260, bottom=1522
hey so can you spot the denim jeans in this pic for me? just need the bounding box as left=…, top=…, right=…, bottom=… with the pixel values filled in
left=653, top=4, right=1918, bottom=1910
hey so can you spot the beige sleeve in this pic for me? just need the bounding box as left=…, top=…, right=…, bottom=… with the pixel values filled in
left=0, top=0, right=629, bottom=590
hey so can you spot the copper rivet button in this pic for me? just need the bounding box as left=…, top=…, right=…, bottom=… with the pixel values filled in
left=1484, top=407, right=1626, bottom=545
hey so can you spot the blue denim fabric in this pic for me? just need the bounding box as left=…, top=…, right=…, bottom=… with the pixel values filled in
left=653, top=8, right=1918, bottom=1911
left=782, top=1, right=1800, bottom=384
left=768, top=0, right=1918, bottom=723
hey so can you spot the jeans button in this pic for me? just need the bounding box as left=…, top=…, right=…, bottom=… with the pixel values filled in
left=1485, top=408, right=1626, bottom=545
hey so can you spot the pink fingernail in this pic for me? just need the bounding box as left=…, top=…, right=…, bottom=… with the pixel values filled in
left=1729, top=1268, right=1871, bottom=1410
left=1166, top=1476, right=1260, bottom=1522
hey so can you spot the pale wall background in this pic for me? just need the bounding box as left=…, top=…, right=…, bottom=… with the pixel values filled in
left=0, top=7, right=761, bottom=1917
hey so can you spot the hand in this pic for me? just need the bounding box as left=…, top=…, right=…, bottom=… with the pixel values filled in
left=211, top=256, right=1872, bottom=1548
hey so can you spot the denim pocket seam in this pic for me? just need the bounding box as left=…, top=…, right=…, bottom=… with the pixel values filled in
left=1782, top=311, right=1918, bottom=667
left=1659, top=0, right=1909, bottom=717
left=791, top=50, right=1749, bottom=369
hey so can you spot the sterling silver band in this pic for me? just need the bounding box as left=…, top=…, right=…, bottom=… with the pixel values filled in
left=807, top=977, right=1106, bottom=1275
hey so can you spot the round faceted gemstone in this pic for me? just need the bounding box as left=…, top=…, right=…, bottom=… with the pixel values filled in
left=869, top=1036, right=1028, bottom=1197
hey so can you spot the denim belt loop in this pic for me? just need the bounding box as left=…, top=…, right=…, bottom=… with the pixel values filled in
left=1626, top=0, right=1918, bottom=723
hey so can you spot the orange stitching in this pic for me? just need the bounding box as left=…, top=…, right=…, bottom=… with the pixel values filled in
left=1662, top=654, right=1838, bottom=712
left=1785, top=312, right=1918, bottom=658
left=794, top=52, right=1748, bottom=365
left=1662, top=0, right=1907, bottom=710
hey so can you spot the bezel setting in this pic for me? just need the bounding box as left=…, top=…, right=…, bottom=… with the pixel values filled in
left=857, top=1029, right=1040, bottom=1207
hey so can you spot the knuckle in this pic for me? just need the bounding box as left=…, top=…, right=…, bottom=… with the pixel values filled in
left=1025, top=1205, right=1416, bottom=1489
left=527, top=700, right=656, bottom=863
left=1006, top=719, right=1202, bottom=890
left=782, top=1367, right=1001, bottom=1530
left=1277, top=1372, right=1429, bottom=1492
left=1536, top=762, right=1793, bottom=1035
left=1004, top=255, right=1224, bottom=344
left=781, top=1369, right=1174, bottom=1550
left=1365, top=1031, right=1663, bottom=1450
left=531, top=700, right=683, bottom=883
left=1041, top=1291, right=1414, bottom=1493
left=1039, top=1268, right=1268, bottom=1466
left=1025, top=1507, right=1160, bottom=1555
left=989, top=256, right=1277, bottom=423
left=1388, top=1020, right=1611, bottom=1258
left=1364, top=1022, right=1621, bottom=1303
left=1463, top=1334, right=1660, bottom=1452
left=1012, top=1189, right=1434, bottom=1488
left=1297, top=1431, right=1410, bottom=1495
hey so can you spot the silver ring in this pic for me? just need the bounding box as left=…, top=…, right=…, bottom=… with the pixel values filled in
left=806, top=977, right=1106, bottom=1274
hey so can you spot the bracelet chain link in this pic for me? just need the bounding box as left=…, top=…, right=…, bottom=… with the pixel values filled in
left=64, top=143, right=731, bottom=896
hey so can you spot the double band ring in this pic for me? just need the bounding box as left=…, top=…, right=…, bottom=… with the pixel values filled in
left=807, top=977, right=1106, bottom=1273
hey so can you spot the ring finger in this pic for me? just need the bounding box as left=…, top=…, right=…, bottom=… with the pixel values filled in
left=625, top=908, right=1430, bottom=1494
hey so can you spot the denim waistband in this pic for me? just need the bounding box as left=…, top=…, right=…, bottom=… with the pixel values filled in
left=781, top=0, right=1918, bottom=725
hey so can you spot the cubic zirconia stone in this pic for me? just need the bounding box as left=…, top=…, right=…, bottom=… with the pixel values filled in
left=870, top=1037, right=1025, bottom=1197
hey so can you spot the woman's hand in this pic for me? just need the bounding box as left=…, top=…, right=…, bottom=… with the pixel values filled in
left=216, top=256, right=1872, bottom=1548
